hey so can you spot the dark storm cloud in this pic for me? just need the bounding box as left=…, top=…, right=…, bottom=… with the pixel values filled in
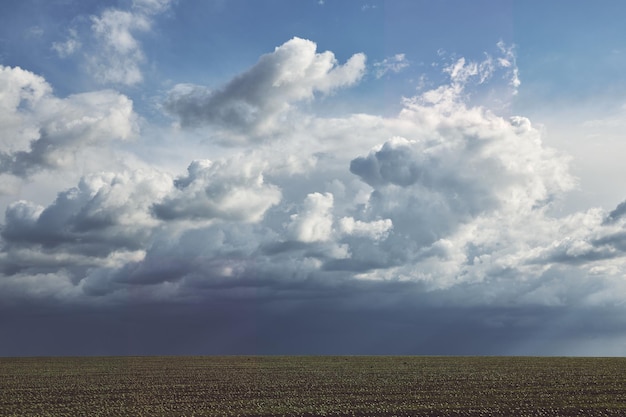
left=2, top=281, right=625, bottom=356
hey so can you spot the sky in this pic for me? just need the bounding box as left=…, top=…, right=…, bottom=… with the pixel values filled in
left=2, top=0, right=626, bottom=356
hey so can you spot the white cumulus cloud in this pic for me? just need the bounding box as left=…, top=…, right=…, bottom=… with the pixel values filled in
left=0, top=65, right=137, bottom=179
left=289, top=192, right=335, bottom=243
left=339, top=217, right=393, bottom=240
left=153, top=156, right=282, bottom=224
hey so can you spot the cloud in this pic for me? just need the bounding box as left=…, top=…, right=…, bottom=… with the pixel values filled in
left=350, top=113, right=573, bottom=225
left=26, top=26, right=44, bottom=39
left=288, top=192, right=335, bottom=243
left=132, top=0, right=174, bottom=15
left=373, top=54, right=409, bottom=79
left=497, top=41, right=521, bottom=92
left=604, top=200, right=626, bottom=224
left=0, top=65, right=137, bottom=178
left=153, top=156, right=282, bottom=223
left=0, top=65, right=51, bottom=153
left=423, top=43, right=521, bottom=107
left=338, top=217, right=392, bottom=240
left=52, top=29, right=81, bottom=58
left=1, top=170, right=172, bottom=258
left=89, top=9, right=150, bottom=85
left=527, top=203, right=626, bottom=269
left=165, top=37, right=366, bottom=140
left=48, top=0, right=173, bottom=84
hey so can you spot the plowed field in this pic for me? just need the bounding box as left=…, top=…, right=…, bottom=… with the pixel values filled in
left=2, top=356, right=626, bottom=416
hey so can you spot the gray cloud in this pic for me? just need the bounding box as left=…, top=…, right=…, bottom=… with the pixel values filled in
left=0, top=65, right=137, bottom=179
left=1, top=170, right=170, bottom=260
left=604, top=199, right=626, bottom=224
left=524, top=202, right=626, bottom=267
left=165, top=37, right=366, bottom=140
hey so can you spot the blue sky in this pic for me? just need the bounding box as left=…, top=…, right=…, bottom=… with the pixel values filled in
left=2, top=0, right=626, bottom=356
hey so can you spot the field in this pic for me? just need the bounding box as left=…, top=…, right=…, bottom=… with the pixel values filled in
left=1, top=356, right=626, bottom=416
